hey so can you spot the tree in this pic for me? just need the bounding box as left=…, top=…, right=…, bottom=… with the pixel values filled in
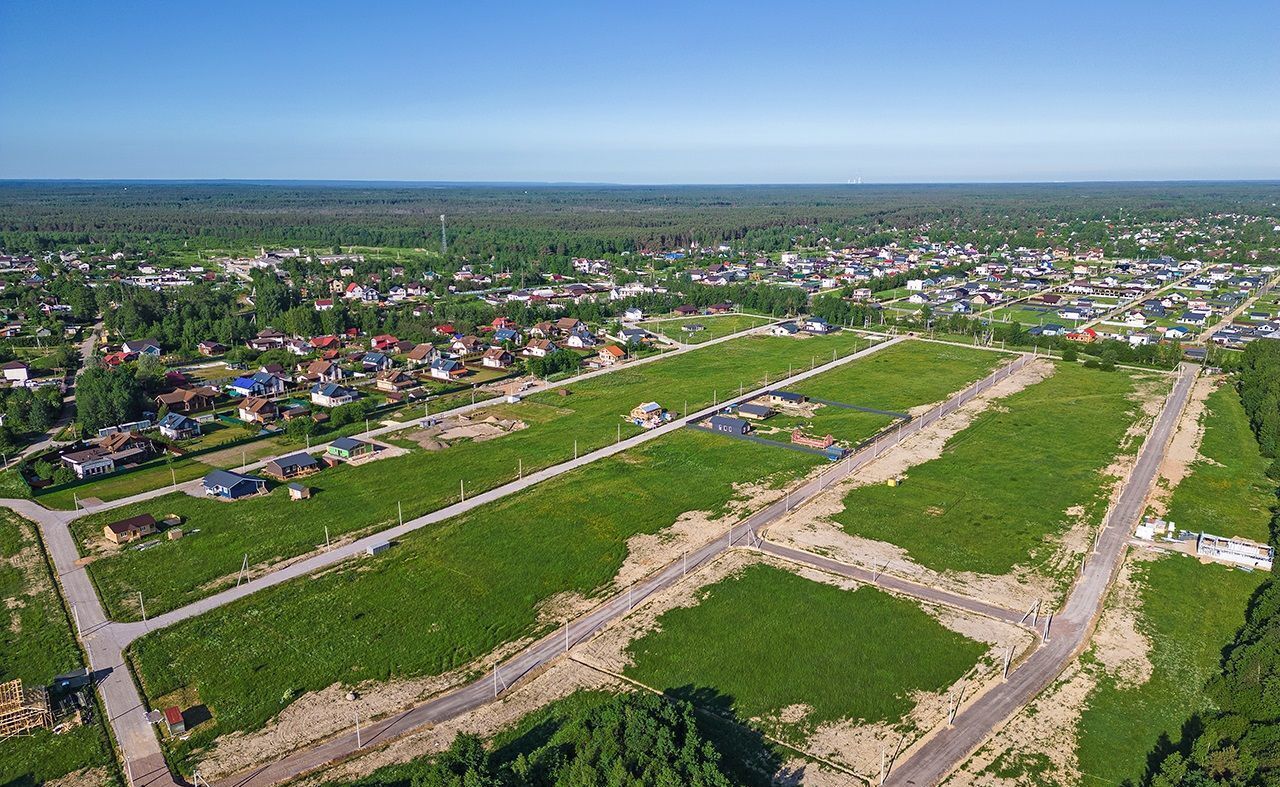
left=76, top=366, right=145, bottom=433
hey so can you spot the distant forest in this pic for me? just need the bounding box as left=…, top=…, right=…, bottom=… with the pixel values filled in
left=2, top=181, right=1279, bottom=261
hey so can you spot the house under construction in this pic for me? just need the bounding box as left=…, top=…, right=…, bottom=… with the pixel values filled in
left=0, top=679, right=52, bottom=739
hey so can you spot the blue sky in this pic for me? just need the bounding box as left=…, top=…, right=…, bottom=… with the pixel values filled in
left=2, top=1, right=1277, bottom=183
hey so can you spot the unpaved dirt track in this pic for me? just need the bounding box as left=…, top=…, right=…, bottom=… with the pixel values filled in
left=212, top=354, right=1033, bottom=787
left=883, top=363, right=1195, bottom=786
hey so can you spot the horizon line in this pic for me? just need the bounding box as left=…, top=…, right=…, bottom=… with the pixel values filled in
left=3, top=177, right=1280, bottom=188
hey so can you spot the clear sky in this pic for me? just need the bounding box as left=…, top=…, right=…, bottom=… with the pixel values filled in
left=2, top=1, right=1277, bottom=183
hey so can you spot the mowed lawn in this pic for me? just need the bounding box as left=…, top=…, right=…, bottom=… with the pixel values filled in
left=626, top=563, right=985, bottom=739
left=129, top=429, right=823, bottom=765
left=75, top=332, right=874, bottom=621
left=1165, top=382, right=1274, bottom=543
left=786, top=340, right=1005, bottom=413
left=638, top=313, right=774, bottom=343
left=0, top=511, right=112, bottom=785
left=1076, top=554, right=1264, bottom=784
left=833, top=362, right=1155, bottom=576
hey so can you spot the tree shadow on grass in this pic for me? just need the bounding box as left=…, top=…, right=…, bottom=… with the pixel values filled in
left=665, top=684, right=786, bottom=787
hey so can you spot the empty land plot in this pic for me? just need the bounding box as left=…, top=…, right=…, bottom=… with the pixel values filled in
left=0, top=511, right=112, bottom=785
left=625, top=563, right=985, bottom=741
left=1075, top=554, right=1263, bottom=784
left=128, top=429, right=823, bottom=765
left=74, top=332, right=870, bottom=621
left=638, top=313, right=775, bottom=343
left=786, top=340, right=1006, bottom=414
left=1164, top=382, right=1274, bottom=543
left=832, top=362, right=1154, bottom=576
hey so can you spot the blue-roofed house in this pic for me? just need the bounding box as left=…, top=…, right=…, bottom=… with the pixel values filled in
left=228, top=376, right=265, bottom=397
left=157, top=412, right=201, bottom=441
left=428, top=358, right=466, bottom=381
left=251, top=371, right=287, bottom=395
left=203, top=469, right=267, bottom=500
left=361, top=352, right=393, bottom=371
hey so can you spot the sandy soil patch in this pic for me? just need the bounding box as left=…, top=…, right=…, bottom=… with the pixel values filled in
left=574, top=546, right=1034, bottom=779
left=193, top=474, right=806, bottom=780
left=766, top=359, right=1060, bottom=611
left=536, top=477, right=796, bottom=627
left=945, top=545, right=1161, bottom=785
left=289, top=660, right=622, bottom=787
left=1147, top=374, right=1217, bottom=517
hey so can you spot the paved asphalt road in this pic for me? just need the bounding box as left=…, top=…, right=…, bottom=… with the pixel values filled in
left=883, top=363, right=1196, bottom=786
left=211, top=352, right=1031, bottom=787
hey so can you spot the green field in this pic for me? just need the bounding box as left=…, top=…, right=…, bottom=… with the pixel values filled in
left=73, top=333, right=879, bottom=621
left=1164, top=382, right=1274, bottom=543
left=0, top=510, right=113, bottom=785
left=626, top=563, right=986, bottom=739
left=1076, top=554, right=1264, bottom=784
left=129, top=429, right=821, bottom=767
left=833, top=362, right=1157, bottom=577
left=786, top=340, right=1005, bottom=413
left=638, top=313, right=774, bottom=343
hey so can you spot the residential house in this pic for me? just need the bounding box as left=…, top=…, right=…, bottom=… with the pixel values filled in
left=301, top=359, right=347, bottom=384
left=263, top=452, right=320, bottom=480
left=202, top=469, right=267, bottom=500
left=375, top=369, right=416, bottom=392
left=157, top=412, right=201, bottom=440
left=155, top=386, right=218, bottom=414
left=769, top=322, right=800, bottom=337
left=328, top=436, right=374, bottom=460
left=371, top=334, right=399, bottom=352
left=310, top=382, right=359, bottom=407
left=765, top=390, right=806, bottom=407
left=428, top=358, right=467, bottom=380
left=565, top=329, right=597, bottom=349
left=451, top=336, right=485, bottom=356
left=361, top=352, right=393, bottom=371
left=103, top=514, right=158, bottom=545
left=493, top=327, right=521, bottom=344
left=251, top=371, right=287, bottom=396
left=623, top=307, right=644, bottom=321
left=799, top=317, right=833, bottom=334
left=596, top=345, right=625, bottom=367
left=737, top=403, right=773, bottom=420
left=61, top=447, right=115, bottom=479
left=403, top=343, right=439, bottom=367
left=122, top=338, right=162, bottom=356
left=238, top=396, right=279, bottom=423
left=709, top=415, right=750, bottom=435
left=228, top=376, right=265, bottom=397
left=197, top=340, right=227, bottom=357
left=481, top=348, right=513, bottom=369
left=1, top=361, right=30, bottom=383
left=523, top=339, right=558, bottom=358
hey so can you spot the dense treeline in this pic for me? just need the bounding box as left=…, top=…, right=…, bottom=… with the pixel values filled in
left=3, top=182, right=1277, bottom=263
left=1144, top=341, right=1280, bottom=786
left=1239, top=341, right=1280, bottom=471
left=345, top=693, right=737, bottom=787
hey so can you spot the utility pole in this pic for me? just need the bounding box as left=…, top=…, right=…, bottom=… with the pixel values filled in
left=440, top=214, right=447, bottom=255
left=325, top=526, right=330, bottom=550
left=236, top=554, right=248, bottom=587
left=398, top=500, right=403, bottom=527
left=137, top=591, right=147, bottom=626
left=355, top=712, right=362, bottom=748
left=518, top=458, right=522, bottom=479
left=460, top=479, right=465, bottom=503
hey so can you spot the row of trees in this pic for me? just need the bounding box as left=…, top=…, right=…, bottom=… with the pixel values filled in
left=1144, top=341, right=1279, bottom=786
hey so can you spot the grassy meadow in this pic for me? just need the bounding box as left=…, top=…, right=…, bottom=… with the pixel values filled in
left=1075, top=554, right=1264, bottom=784
left=0, top=510, right=113, bottom=785
left=129, top=429, right=823, bottom=766
left=1164, top=381, right=1275, bottom=543
left=625, top=562, right=986, bottom=741
left=637, top=313, right=774, bottom=343
left=73, top=333, right=914, bottom=621
left=832, top=362, right=1160, bottom=576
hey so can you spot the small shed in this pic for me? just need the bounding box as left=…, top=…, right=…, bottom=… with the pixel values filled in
left=287, top=482, right=312, bottom=501
left=163, top=705, right=185, bottom=735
